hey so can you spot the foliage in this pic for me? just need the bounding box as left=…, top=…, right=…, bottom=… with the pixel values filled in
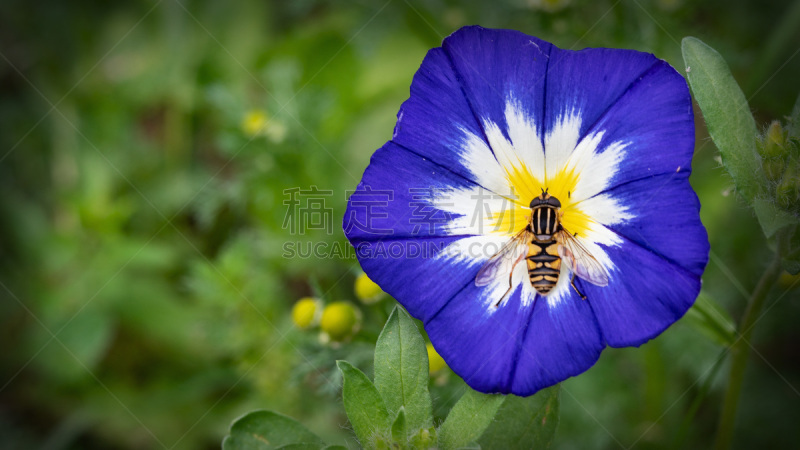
left=1, top=1, right=799, bottom=449
left=223, top=307, right=559, bottom=450
left=683, top=37, right=800, bottom=263
left=682, top=35, right=800, bottom=450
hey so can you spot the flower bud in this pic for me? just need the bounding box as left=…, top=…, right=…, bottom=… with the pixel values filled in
left=426, top=343, right=447, bottom=374
left=354, top=272, right=385, bottom=304
left=776, top=164, right=799, bottom=211
left=760, top=121, right=789, bottom=183
left=292, top=297, right=321, bottom=329
left=320, top=302, right=361, bottom=341
left=764, top=159, right=785, bottom=184
left=414, top=427, right=435, bottom=448
left=242, top=110, right=268, bottom=137
left=763, top=121, right=787, bottom=157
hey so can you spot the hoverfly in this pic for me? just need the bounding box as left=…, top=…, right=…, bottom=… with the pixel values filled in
left=475, top=189, right=609, bottom=306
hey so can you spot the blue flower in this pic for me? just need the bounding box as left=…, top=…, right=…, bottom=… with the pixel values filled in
left=343, top=26, right=709, bottom=396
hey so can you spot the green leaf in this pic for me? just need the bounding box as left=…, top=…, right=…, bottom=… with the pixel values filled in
left=477, top=384, right=560, bottom=449
left=35, top=308, right=114, bottom=383
left=683, top=292, right=737, bottom=347
left=391, top=407, right=407, bottom=444
left=789, top=93, right=800, bottom=140
left=682, top=37, right=765, bottom=204
left=222, top=410, right=325, bottom=450
left=337, top=360, right=391, bottom=448
left=437, top=389, right=506, bottom=450
left=754, top=200, right=799, bottom=239
left=373, top=307, right=434, bottom=434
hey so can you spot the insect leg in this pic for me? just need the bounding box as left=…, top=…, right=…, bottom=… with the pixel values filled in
left=570, top=273, right=587, bottom=300
left=494, top=251, right=526, bottom=308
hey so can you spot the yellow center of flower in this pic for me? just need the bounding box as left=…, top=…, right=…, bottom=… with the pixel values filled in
left=488, top=158, right=592, bottom=238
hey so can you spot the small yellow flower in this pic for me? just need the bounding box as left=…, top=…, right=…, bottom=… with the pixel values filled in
left=354, top=272, right=385, bottom=304
left=426, top=343, right=447, bottom=374
left=320, top=302, right=361, bottom=341
left=242, top=109, right=268, bottom=137
left=292, top=297, right=321, bottom=329
left=241, top=109, right=288, bottom=143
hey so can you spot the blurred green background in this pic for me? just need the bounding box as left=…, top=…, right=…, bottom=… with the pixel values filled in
left=1, top=0, right=799, bottom=448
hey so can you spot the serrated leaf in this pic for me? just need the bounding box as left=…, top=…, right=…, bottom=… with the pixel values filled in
left=684, top=292, right=737, bottom=347
left=682, top=37, right=765, bottom=204
left=754, top=200, right=799, bottom=238
left=477, top=384, right=560, bottom=449
left=222, top=410, right=325, bottom=450
left=337, top=360, right=391, bottom=448
left=374, top=307, right=433, bottom=434
left=391, top=407, right=407, bottom=444
left=437, top=389, right=506, bottom=450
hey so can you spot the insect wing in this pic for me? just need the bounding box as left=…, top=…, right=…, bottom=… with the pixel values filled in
left=556, top=230, right=609, bottom=286
left=475, top=232, right=530, bottom=286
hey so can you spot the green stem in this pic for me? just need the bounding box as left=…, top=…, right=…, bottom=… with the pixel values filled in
left=714, top=254, right=783, bottom=449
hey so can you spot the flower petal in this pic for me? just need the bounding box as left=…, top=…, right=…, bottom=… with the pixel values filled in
left=582, top=234, right=703, bottom=347
left=351, top=235, right=478, bottom=322
left=510, top=292, right=605, bottom=395
left=542, top=46, right=661, bottom=144
left=441, top=26, right=551, bottom=144
left=601, top=172, right=709, bottom=277
left=440, top=26, right=553, bottom=184
left=426, top=286, right=604, bottom=396
left=344, top=142, right=480, bottom=241
left=392, top=44, right=499, bottom=193
left=572, top=59, right=695, bottom=190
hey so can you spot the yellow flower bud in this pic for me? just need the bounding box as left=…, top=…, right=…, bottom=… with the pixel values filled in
left=427, top=343, right=447, bottom=374
left=354, top=272, right=385, bottom=304
left=320, top=302, right=361, bottom=341
left=292, top=297, right=321, bottom=329
left=759, top=121, right=789, bottom=184
left=242, top=109, right=268, bottom=137
left=764, top=121, right=786, bottom=157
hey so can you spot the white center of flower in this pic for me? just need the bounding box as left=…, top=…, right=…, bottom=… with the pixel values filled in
left=435, top=96, right=632, bottom=309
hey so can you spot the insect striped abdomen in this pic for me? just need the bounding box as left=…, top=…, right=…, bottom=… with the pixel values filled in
left=526, top=239, right=561, bottom=295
